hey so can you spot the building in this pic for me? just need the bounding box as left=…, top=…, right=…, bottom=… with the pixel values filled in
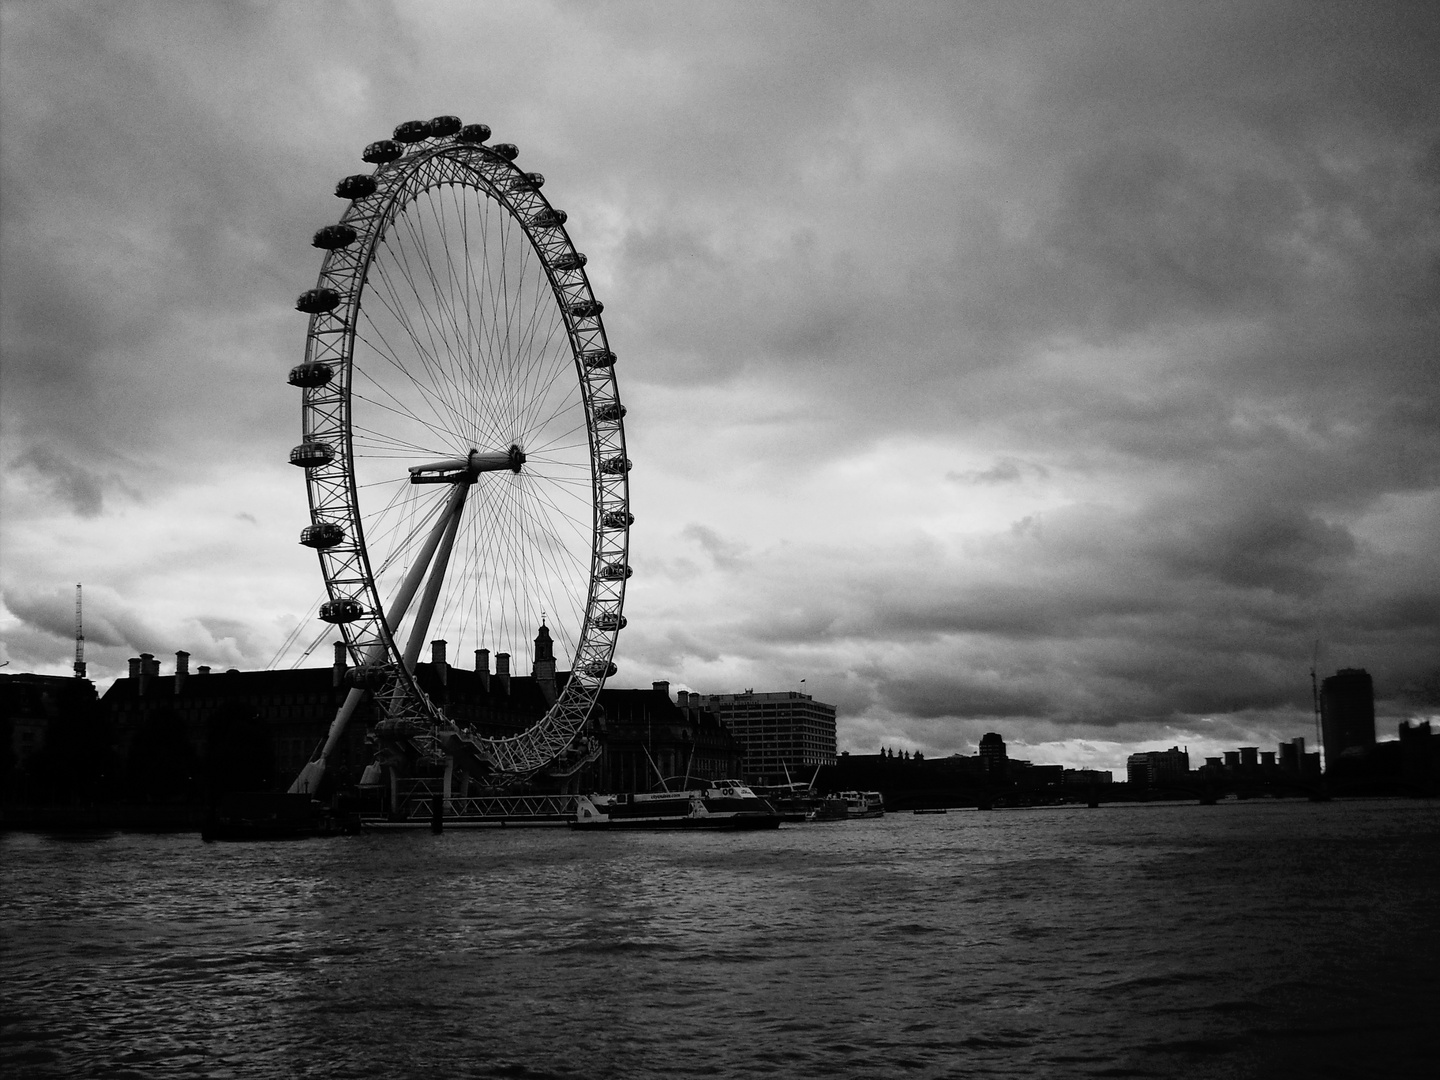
left=1320, top=668, right=1376, bottom=769
left=66, top=629, right=742, bottom=801
left=1126, top=746, right=1190, bottom=788
left=978, top=732, right=1008, bottom=777
left=100, top=648, right=379, bottom=795
left=589, top=683, right=743, bottom=793
left=1, top=672, right=102, bottom=803
left=693, top=690, right=836, bottom=784
left=1397, top=720, right=1440, bottom=791
left=1063, top=768, right=1113, bottom=786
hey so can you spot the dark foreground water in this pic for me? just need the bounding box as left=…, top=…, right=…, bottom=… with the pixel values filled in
left=3, top=799, right=1438, bottom=1079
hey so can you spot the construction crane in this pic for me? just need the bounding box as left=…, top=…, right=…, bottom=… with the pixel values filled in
left=73, top=583, right=86, bottom=679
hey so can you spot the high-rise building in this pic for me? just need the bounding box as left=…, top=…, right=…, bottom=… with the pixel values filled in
left=1320, top=668, right=1376, bottom=768
left=978, top=732, right=1008, bottom=777
left=695, top=690, right=836, bottom=784
left=1126, top=746, right=1190, bottom=787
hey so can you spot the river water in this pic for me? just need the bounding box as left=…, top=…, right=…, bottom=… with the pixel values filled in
left=3, top=799, right=1437, bottom=1079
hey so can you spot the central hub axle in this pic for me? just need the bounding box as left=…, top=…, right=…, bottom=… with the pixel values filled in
left=409, top=445, right=525, bottom=484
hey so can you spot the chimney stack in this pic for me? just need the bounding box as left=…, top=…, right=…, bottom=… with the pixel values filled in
left=496, top=652, right=511, bottom=695
left=128, top=657, right=141, bottom=679
left=138, top=652, right=156, bottom=696
left=198, top=665, right=211, bottom=675
left=431, top=640, right=448, bottom=686
left=174, top=651, right=190, bottom=694
left=475, top=649, right=490, bottom=692
left=677, top=690, right=689, bottom=707
left=333, top=641, right=347, bottom=687
left=653, top=680, right=671, bottom=700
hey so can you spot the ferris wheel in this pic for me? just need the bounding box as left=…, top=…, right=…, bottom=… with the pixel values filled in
left=287, top=115, right=630, bottom=793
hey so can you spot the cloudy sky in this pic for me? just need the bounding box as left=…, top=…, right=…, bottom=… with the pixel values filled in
left=3, top=1, right=1437, bottom=772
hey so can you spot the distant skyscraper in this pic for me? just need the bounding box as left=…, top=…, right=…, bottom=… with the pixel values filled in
left=978, top=732, right=1008, bottom=776
left=1126, top=746, right=1190, bottom=787
left=1320, top=668, right=1376, bottom=767
left=697, top=690, right=836, bottom=783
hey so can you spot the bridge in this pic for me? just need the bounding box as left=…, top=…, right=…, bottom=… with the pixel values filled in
left=360, top=778, right=577, bottom=827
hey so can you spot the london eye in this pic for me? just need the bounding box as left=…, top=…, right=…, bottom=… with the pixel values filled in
left=287, top=115, right=630, bottom=793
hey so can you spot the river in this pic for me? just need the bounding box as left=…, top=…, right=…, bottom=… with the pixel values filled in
left=3, top=798, right=1437, bottom=1078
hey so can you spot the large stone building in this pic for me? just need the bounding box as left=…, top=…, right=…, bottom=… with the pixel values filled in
left=690, top=690, right=837, bottom=784
left=589, top=681, right=743, bottom=793
left=71, top=629, right=741, bottom=798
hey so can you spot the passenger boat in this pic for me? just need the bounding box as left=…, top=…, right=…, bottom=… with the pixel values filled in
left=571, top=780, right=782, bottom=830
left=816, top=790, right=886, bottom=820
left=750, top=781, right=823, bottom=822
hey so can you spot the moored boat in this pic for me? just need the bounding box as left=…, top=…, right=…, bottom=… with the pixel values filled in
left=750, top=782, right=823, bottom=822
left=571, top=780, right=782, bottom=830
left=816, top=790, right=885, bottom=820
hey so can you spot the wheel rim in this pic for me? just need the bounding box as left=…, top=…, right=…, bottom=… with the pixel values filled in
left=294, top=122, right=630, bottom=781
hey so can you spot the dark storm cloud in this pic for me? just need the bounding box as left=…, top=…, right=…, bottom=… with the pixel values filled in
left=1043, top=139, right=1307, bottom=332
left=871, top=670, right=1055, bottom=723
left=1147, top=499, right=1357, bottom=594
left=681, top=524, right=749, bottom=571
left=12, top=445, right=108, bottom=517
left=5, top=583, right=164, bottom=653
left=0, top=0, right=416, bottom=474
left=948, top=458, right=1049, bottom=486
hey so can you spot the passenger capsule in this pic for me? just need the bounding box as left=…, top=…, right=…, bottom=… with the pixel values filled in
left=602, top=562, right=633, bottom=580
left=594, top=403, right=627, bottom=423
left=457, top=123, right=491, bottom=143
left=296, top=288, right=341, bottom=314
left=288, top=362, right=335, bottom=388
left=594, top=613, right=627, bottom=631
left=312, top=224, right=357, bottom=250
left=345, top=663, right=390, bottom=689
left=583, top=660, right=619, bottom=678
left=289, top=442, right=336, bottom=468
left=393, top=119, right=430, bottom=143
left=319, top=598, right=365, bottom=624
left=299, top=522, right=345, bottom=549
left=550, top=252, right=587, bottom=271
left=530, top=208, right=567, bottom=228
left=601, top=509, right=634, bottom=529
left=362, top=139, right=403, bottom=164
left=490, top=142, right=519, bottom=161
left=567, top=299, right=603, bottom=319
left=600, top=455, right=632, bottom=475
left=426, top=115, right=462, bottom=138
left=512, top=171, right=544, bottom=191
left=582, top=350, right=616, bottom=370
left=335, top=174, right=377, bottom=200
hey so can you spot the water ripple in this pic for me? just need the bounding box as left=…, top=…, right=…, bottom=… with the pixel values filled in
left=3, top=801, right=1439, bottom=1078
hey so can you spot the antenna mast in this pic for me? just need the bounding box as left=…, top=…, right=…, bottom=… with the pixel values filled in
left=1310, top=639, right=1322, bottom=758
left=73, top=583, right=86, bottom=679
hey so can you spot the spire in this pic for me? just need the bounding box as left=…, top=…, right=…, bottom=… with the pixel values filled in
left=533, top=622, right=554, bottom=663
left=532, top=621, right=557, bottom=704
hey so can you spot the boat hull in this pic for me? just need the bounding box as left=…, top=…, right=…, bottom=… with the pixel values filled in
left=570, top=783, right=783, bottom=831
left=816, top=790, right=886, bottom=820
left=569, top=814, right=780, bottom=831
